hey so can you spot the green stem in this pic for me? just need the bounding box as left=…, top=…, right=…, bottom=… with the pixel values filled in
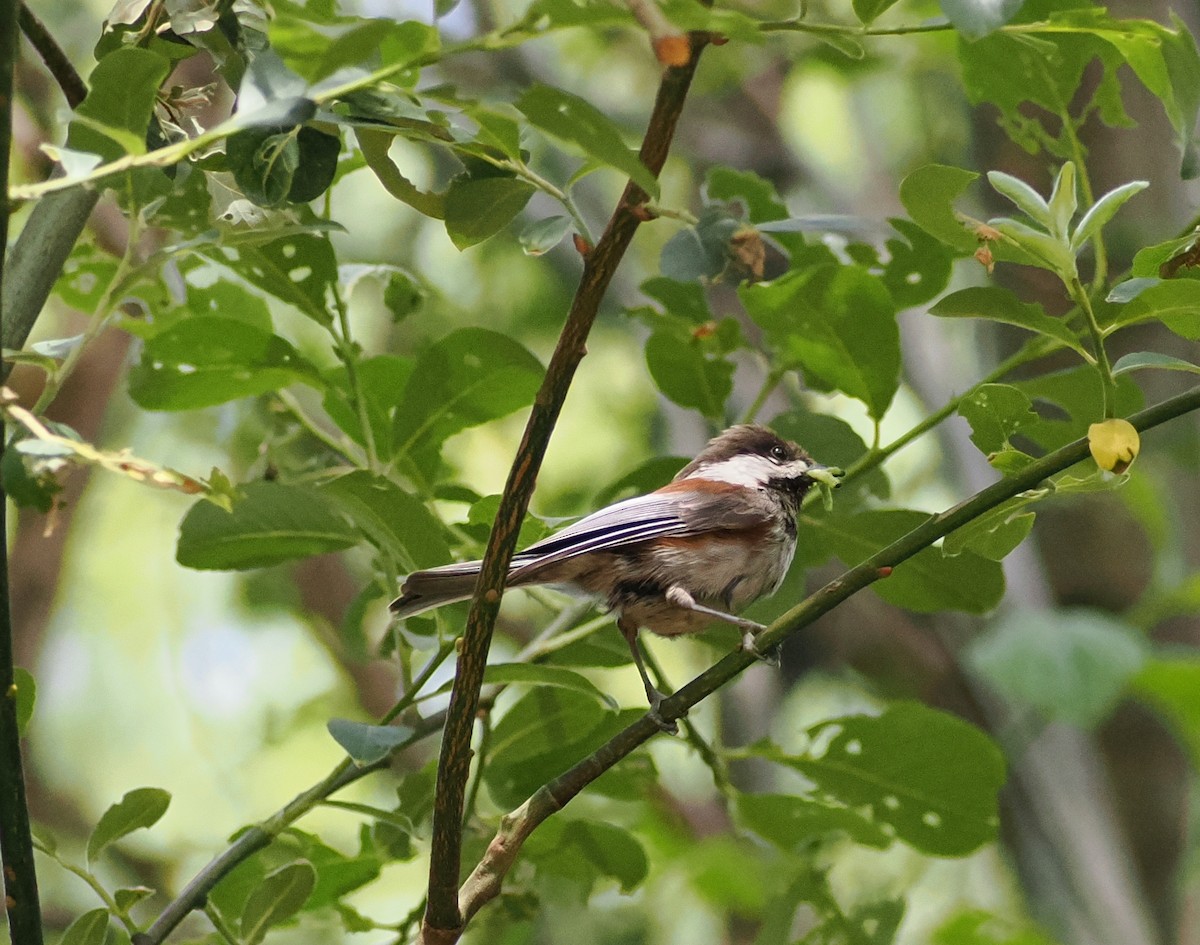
left=1069, top=277, right=1117, bottom=418
left=32, top=214, right=144, bottom=414
left=203, top=901, right=242, bottom=945
left=330, top=286, right=380, bottom=472
left=820, top=339, right=1056, bottom=499
left=756, top=18, right=953, bottom=35
left=506, top=160, right=595, bottom=247
left=740, top=367, right=784, bottom=424
left=31, top=841, right=138, bottom=935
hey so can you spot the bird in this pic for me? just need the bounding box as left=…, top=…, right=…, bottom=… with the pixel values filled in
left=390, top=425, right=839, bottom=730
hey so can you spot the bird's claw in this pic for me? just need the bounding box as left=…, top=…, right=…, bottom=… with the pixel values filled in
left=740, top=628, right=781, bottom=666
left=647, top=690, right=681, bottom=736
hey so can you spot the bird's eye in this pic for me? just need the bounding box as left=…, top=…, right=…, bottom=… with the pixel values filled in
left=770, top=444, right=787, bottom=461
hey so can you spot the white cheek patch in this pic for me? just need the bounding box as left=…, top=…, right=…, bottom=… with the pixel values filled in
left=778, top=458, right=813, bottom=479
left=692, top=453, right=783, bottom=487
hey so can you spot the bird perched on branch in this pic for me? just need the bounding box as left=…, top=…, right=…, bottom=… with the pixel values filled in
left=391, top=424, right=840, bottom=730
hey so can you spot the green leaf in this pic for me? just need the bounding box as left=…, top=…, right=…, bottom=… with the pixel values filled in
left=287, top=127, right=341, bottom=203
left=209, top=232, right=338, bottom=325
left=240, top=861, right=316, bottom=945
left=1133, top=656, right=1200, bottom=766
left=434, top=663, right=618, bottom=709
left=1070, top=180, right=1148, bottom=252
left=930, top=286, right=1087, bottom=355
left=1046, top=161, right=1077, bottom=239
left=762, top=703, right=1006, bottom=856
left=737, top=792, right=890, bottom=850
left=444, top=177, right=535, bottom=250
left=852, top=0, right=902, bottom=25
left=67, top=48, right=171, bottom=163
left=986, top=170, right=1052, bottom=228
left=519, top=215, right=572, bottom=256
left=88, top=787, right=171, bottom=862
left=943, top=498, right=1037, bottom=561
left=644, top=329, right=733, bottom=419
left=1010, top=365, right=1142, bottom=452
left=1113, top=351, right=1200, bottom=376
left=986, top=217, right=1076, bottom=278
left=128, top=318, right=322, bottom=410
left=280, top=829, right=382, bottom=911
left=322, top=353, right=413, bottom=454
left=113, top=886, right=155, bottom=913
left=177, top=482, right=357, bottom=570
left=60, top=909, right=112, bottom=945
left=933, top=909, right=1059, bottom=945
left=659, top=205, right=741, bottom=283
left=881, top=218, right=954, bottom=308
left=898, top=164, right=979, bottom=253
left=638, top=276, right=711, bottom=324
left=811, top=510, right=1005, bottom=614
left=484, top=688, right=637, bottom=808
left=13, top=667, right=35, bottom=736
left=516, top=84, right=659, bottom=197
left=1108, top=279, right=1200, bottom=338
left=957, top=383, right=1040, bottom=456
left=392, top=328, right=543, bottom=464
left=321, top=472, right=450, bottom=569
left=967, top=610, right=1147, bottom=727
left=703, top=166, right=787, bottom=223
left=327, top=719, right=415, bottom=766
left=227, top=126, right=301, bottom=208
left=524, top=818, right=648, bottom=896
left=741, top=266, right=900, bottom=420
left=940, top=0, right=1023, bottom=38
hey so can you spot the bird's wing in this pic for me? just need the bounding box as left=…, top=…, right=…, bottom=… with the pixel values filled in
left=508, top=485, right=774, bottom=579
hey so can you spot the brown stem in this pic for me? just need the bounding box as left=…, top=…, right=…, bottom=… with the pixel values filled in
left=421, top=34, right=710, bottom=944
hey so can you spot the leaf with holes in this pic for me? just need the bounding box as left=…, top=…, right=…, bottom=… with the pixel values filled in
left=210, top=232, right=338, bottom=325
left=760, top=704, right=1006, bottom=856
left=128, top=318, right=323, bottom=410
left=227, top=126, right=301, bottom=208
left=957, top=383, right=1040, bottom=456
left=392, top=328, right=543, bottom=466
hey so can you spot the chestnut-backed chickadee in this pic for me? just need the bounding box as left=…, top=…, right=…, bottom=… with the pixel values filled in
left=390, top=425, right=840, bottom=729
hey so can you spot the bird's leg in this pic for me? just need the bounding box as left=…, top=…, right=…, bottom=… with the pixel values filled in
left=663, top=585, right=780, bottom=666
left=618, top=617, right=679, bottom=735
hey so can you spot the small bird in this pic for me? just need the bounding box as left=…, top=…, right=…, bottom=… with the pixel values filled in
left=391, top=425, right=839, bottom=729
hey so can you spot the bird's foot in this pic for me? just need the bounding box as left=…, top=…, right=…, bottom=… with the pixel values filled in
left=740, top=627, right=781, bottom=667
left=646, top=689, right=681, bottom=736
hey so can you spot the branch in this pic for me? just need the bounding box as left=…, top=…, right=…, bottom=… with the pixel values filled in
left=0, top=0, right=46, bottom=938
left=422, top=36, right=711, bottom=944
left=451, top=382, right=1200, bottom=923
left=18, top=2, right=87, bottom=107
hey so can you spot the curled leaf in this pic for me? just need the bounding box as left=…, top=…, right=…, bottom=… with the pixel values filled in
left=1088, top=418, right=1140, bottom=474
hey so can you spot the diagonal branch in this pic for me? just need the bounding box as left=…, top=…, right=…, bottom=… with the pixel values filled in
left=450, top=383, right=1200, bottom=924
left=422, top=35, right=711, bottom=945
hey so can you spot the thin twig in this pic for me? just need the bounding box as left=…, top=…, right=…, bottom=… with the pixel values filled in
left=451, top=382, right=1200, bottom=922
left=422, top=35, right=711, bottom=944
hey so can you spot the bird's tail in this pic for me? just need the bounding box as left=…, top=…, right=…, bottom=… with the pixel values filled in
left=389, top=561, right=485, bottom=617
